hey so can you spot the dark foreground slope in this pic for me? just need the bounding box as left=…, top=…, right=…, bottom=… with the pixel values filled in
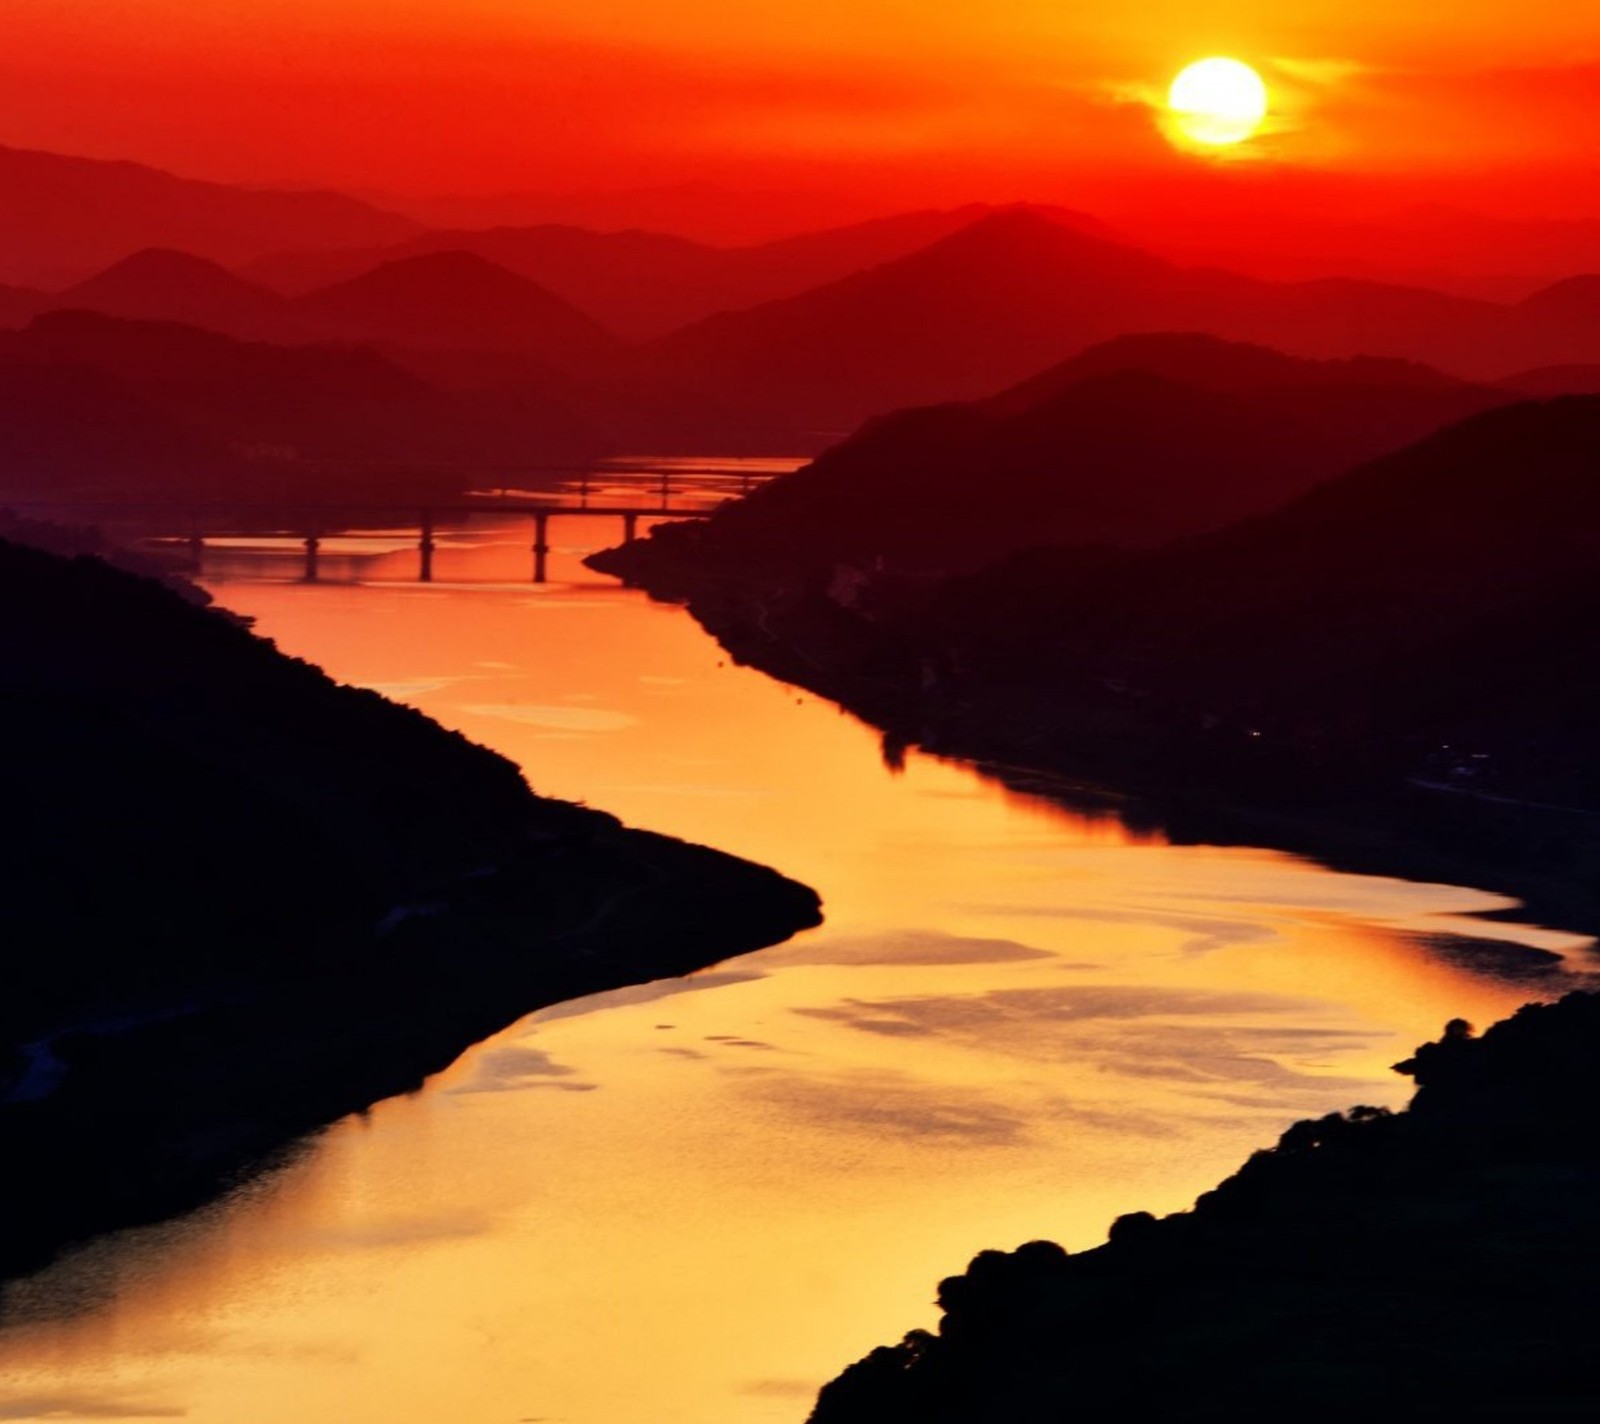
left=812, top=990, right=1600, bottom=1420
left=0, top=539, right=819, bottom=1283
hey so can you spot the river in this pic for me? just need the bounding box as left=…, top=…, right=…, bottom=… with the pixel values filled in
left=0, top=495, right=1592, bottom=1423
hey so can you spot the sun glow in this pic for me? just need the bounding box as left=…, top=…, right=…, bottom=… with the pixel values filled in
left=1167, top=57, right=1269, bottom=148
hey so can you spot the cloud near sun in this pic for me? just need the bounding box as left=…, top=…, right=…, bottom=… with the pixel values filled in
left=1099, top=56, right=1355, bottom=161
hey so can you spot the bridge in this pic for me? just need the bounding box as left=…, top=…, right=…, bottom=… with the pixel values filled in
left=9, top=462, right=780, bottom=583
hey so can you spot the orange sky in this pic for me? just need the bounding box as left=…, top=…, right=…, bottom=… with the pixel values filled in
left=3, top=0, right=1597, bottom=216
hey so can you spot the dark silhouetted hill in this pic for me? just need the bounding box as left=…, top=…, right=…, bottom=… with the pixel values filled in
left=597, top=334, right=1508, bottom=579
left=293, top=251, right=621, bottom=366
left=0, top=540, right=819, bottom=1278
left=55, top=249, right=308, bottom=342
left=0, top=144, right=418, bottom=287
left=0, top=352, right=237, bottom=498
left=596, top=394, right=1600, bottom=826
left=0, top=509, right=216, bottom=605
left=935, top=394, right=1600, bottom=801
left=811, top=990, right=1600, bottom=1419
left=0, top=310, right=600, bottom=498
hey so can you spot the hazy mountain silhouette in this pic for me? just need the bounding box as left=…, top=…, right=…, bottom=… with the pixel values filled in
left=1515, top=275, right=1600, bottom=365
left=0, top=143, right=418, bottom=287
left=293, top=251, right=621, bottom=366
left=361, top=179, right=954, bottom=246
left=0, top=354, right=239, bottom=498
left=0, top=281, right=45, bottom=328
left=56, top=249, right=309, bottom=342
left=243, top=205, right=1115, bottom=340
left=600, top=334, right=1508, bottom=577
left=639, top=210, right=1585, bottom=440
left=248, top=227, right=718, bottom=335
left=0, top=310, right=600, bottom=497
left=1137, top=203, right=1600, bottom=300
left=643, top=210, right=1176, bottom=436
left=1501, top=363, right=1600, bottom=397
left=986, top=331, right=1472, bottom=414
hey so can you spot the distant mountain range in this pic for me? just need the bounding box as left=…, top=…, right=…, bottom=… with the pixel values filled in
left=239, top=205, right=1118, bottom=340
left=0, top=144, right=418, bottom=287
left=1143, top=202, right=1600, bottom=300
left=640, top=209, right=1600, bottom=439
left=0, top=310, right=600, bottom=501
left=3, top=145, right=1599, bottom=464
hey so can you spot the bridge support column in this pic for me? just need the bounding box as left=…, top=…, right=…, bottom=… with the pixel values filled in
left=188, top=528, right=205, bottom=573
left=303, top=531, right=321, bottom=582
left=419, top=511, right=436, bottom=582
left=659, top=467, right=671, bottom=511
left=623, top=512, right=638, bottom=543
left=532, top=512, right=550, bottom=583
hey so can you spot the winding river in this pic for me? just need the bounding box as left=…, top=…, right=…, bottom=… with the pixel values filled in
left=1, top=491, right=1592, bottom=1423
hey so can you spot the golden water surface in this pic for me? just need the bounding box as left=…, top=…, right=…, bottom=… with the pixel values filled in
left=0, top=514, right=1590, bottom=1423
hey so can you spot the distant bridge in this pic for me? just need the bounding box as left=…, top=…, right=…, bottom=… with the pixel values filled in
left=9, top=465, right=778, bottom=583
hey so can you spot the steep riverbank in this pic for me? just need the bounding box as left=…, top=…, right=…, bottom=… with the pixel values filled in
left=0, top=537, right=820, bottom=1283
left=585, top=546, right=1600, bottom=946
left=810, top=988, right=1600, bottom=1417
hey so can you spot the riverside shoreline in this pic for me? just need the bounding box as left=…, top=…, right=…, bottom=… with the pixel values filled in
left=0, top=802, right=821, bottom=1290
left=585, top=545, right=1600, bottom=946
left=0, top=535, right=822, bottom=1290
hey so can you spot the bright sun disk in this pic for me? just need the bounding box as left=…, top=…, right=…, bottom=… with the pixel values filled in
left=1167, top=57, right=1269, bottom=147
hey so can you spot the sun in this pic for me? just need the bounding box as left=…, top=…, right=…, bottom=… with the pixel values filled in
left=1167, top=57, right=1269, bottom=148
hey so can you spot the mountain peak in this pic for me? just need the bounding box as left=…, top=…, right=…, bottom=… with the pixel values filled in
left=986, top=332, right=1468, bottom=416
left=65, top=248, right=272, bottom=295
left=55, top=248, right=294, bottom=339
left=297, top=249, right=619, bottom=359
left=325, top=248, right=540, bottom=292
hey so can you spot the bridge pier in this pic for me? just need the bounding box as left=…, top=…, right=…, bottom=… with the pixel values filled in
left=532, top=511, right=550, bottom=583
left=187, top=527, right=205, bottom=573
left=419, top=511, right=436, bottom=582
left=623, top=511, right=638, bottom=543
left=659, top=467, right=671, bottom=511
left=302, top=530, right=321, bottom=582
